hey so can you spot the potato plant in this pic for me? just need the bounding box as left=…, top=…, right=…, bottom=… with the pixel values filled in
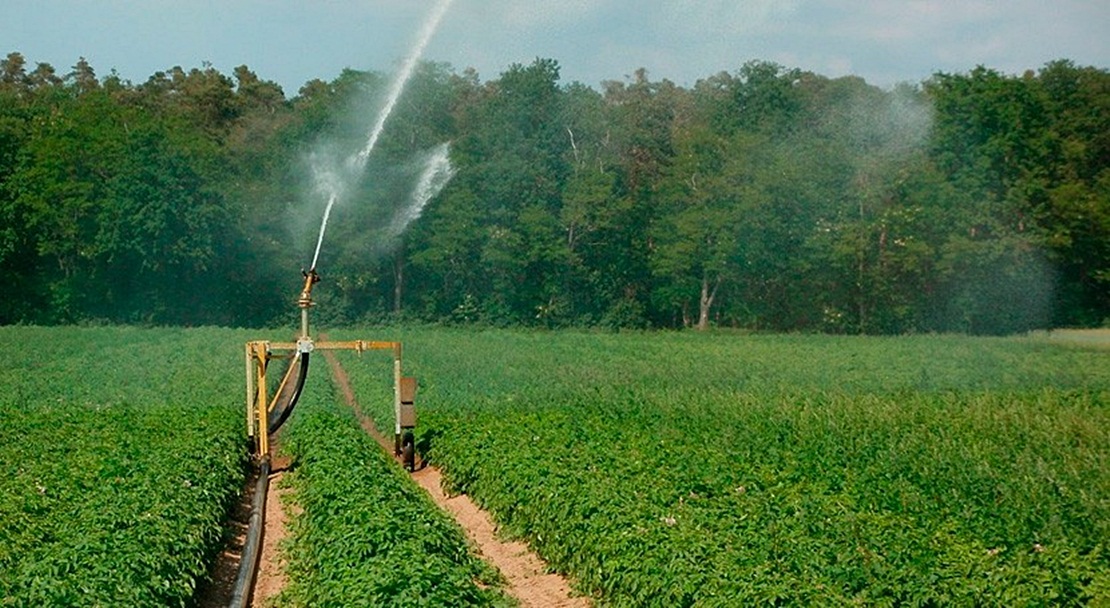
left=274, top=390, right=514, bottom=607
left=0, top=326, right=249, bottom=607
left=337, top=328, right=1110, bottom=606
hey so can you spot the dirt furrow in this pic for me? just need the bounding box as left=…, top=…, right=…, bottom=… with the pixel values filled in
left=411, top=466, right=589, bottom=608
left=321, top=347, right=589, bottom=608
left=194, top=440, right=293, bottom=607
left=250, top=463, right=294, bottom=608
left=195, top=475, right=253, bottom=607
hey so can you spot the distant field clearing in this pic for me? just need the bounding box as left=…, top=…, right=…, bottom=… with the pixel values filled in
left=1029, top=328, right=1110, bottom=347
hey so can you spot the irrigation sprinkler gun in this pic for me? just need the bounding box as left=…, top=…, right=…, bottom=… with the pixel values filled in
left=245, top=269, right=418, bottom=471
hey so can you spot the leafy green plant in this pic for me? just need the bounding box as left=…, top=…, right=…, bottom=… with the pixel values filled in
left=336, top=328, right=1110, bottom=606
left=274, top=387, right=513, bottom=607
left=0, top=326, right=249, bottom=607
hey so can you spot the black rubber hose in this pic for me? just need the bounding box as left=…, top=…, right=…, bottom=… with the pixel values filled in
left=229, top=459, right=270, bottom=608
left=267, top=352, right=310, bottom=435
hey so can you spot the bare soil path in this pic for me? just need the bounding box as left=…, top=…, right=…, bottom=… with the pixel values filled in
left=410, top=466, right=590, bottom=608
left=320, top=347, right=590, bottom=608
left=195, top=474, right=254, bottom=607
left=250, top=461, right=295, bottom=608
left=194, top=436, right=294, bottom=608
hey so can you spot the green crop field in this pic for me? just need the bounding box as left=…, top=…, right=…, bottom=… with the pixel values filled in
left=272, top=389, right=514, bottom=607
left=2, top=326, right=1107, bottom=606
left=0, top=325, right=516, bottom=607
left=0, top=326, right=250, bottom=607
left=335, top=328, right=1110, bottom=607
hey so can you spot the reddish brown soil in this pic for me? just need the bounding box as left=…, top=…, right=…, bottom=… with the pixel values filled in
left=194, top=448, right=294, bottom=608
left=320, top=346, right=590, bottom=608
left=194, top=474, right=254, bottom=607
left=411, top=466, right=590, bottom=608
left=251, top=462, right=296, bottom=608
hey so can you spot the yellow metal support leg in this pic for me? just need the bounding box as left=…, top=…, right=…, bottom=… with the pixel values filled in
left=249, top=342, right=271, bottom=462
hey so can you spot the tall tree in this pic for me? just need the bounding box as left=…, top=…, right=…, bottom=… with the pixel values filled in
left=925, top=68, right=1057, bottom=333
left=599, top=69, right=681, bottom=326
left=431, top=58, right=568, bottom=322
left=1036, top=60, right=1110, bottom=324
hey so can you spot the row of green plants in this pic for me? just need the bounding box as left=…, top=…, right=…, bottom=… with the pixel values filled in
left=0, top=326, right=249, bottom=607
left=272, top=384, right=514, bottom=607
left=337, top=328, right=1110, bottom=606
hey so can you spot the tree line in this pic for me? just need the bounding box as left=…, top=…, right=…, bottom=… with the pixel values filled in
left=1, top=52, right=1107, bottom=333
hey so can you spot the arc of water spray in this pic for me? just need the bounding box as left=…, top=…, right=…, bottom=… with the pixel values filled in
left=387, top=142, right=455, bottom=240
left=309, top=191, right=338, bottom=271
left=310, top=0, right=456, bottom=271
left=352, top=0, right=455, bottom=172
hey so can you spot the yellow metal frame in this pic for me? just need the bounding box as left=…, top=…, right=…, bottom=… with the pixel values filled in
left=245, top=339, right=403, bottom=462
left=245, top=269, right=406, bottom=462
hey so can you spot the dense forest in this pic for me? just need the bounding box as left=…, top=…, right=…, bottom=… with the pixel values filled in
left=0, top=51, right=1107, bottom=333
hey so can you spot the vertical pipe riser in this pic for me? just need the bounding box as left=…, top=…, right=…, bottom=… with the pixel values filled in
left=394, top=344, right=402, bottom=454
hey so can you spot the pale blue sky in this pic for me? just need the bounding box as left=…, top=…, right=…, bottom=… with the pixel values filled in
left=3, top=0, right=1107, bottom=95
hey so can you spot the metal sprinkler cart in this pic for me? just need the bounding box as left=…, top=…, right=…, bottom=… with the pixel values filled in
left=244, top=269, right=418, bottom=470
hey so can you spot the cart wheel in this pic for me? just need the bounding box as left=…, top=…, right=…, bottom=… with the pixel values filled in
left=401, top=431, right=415, bottom=472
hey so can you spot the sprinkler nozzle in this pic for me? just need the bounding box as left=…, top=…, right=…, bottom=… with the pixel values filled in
left=298, top=269, right=320, bottom=309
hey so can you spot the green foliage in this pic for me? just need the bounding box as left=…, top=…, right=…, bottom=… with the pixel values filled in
left=0, top=326, right=249, bottom=607
left=1, top=61, right=239, bottom=324
left=0, top=52, right=1107, bottom=331
left=274, top=387, right=514, bottom=607
left=339, top=328, right=1110, bottom=607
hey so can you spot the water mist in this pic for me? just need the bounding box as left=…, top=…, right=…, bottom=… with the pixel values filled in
left=309, top=0, right=456, bottom=271
left=387, top=143, right=455, bottom=241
